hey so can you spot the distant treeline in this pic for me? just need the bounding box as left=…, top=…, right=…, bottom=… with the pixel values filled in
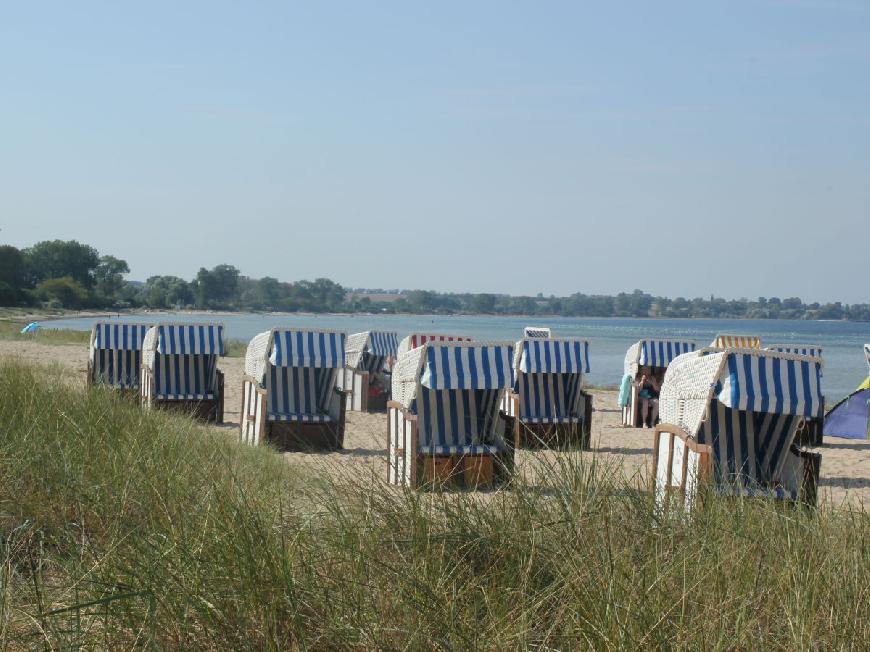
left=1, top=240, right=868, bottom=321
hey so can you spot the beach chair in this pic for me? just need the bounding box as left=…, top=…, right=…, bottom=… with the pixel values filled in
left=240, top=329, right=347, bottom=450
left=388, top=340, right=514, bottom=489
left=501, top=337, right=593, bottom=449
left=87, top=322, right=151, bottom=390
left=652, top=347, right=823, bottom=513
left=396, top=333, right=472, bottom=358
left=766, top=344, right=825, bottom=446
left=523, top=326, right=551, bottom=339
left=712, top=334, right=762, bottom=349
left=621, top=339, right=696, bottom=427
left=338, top=330, right=398, bottom=412
left=140, top=323, right=225, bottom=422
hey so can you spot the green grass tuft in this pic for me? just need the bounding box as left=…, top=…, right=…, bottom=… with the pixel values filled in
left=0, top=361, right=868, bottom=649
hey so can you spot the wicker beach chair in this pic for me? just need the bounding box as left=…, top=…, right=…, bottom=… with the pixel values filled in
left=621, top=339, right=697, bottom=427
left=396, top=333, right=472, bottom=358
left=240, top=329, right=347, bottom=450
left=766, top=344, right=825, bottom=445
left=387, top=340, right=514, bottom=489
left=712, top=334, right=762, bottom=349
left=140, top=323, right=225, bottom=422
left=652, top=347, right=823, bottom=513
left=523, top=326, right=552, bottom=339
left=338, top=330, right=398, bottom=412
left=501, top=337, right=593, bottom=449
left=87, top=322, right=151, bottom=390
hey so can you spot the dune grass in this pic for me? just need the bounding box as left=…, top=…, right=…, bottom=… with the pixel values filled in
left=0, top=361, right=868, bottom=649
left=0, top=321, right=90, bottom=346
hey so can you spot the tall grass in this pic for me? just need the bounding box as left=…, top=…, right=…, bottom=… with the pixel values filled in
left=0, top=361, right=868, bottom=649
left=0, top=321, right=90, bottom=346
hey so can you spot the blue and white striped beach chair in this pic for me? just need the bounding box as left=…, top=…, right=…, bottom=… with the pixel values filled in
left=388, top=340, right=514, bottom=488
left=502, top=337, right=593, bottom=449
left=396, top=333, right=472, bottom=358
left=621, top=339, right=697, bottom=427
left=240, top=329, right=347, bottom=450
left=140, top=323, right=225, bottom=422
left=523, top=326, right=552, bottom=339
left=88, top=322, right=151, bottom=390
left=652, top=347, right=823, bottom=512
left=338, top=330, right=398, bottom=412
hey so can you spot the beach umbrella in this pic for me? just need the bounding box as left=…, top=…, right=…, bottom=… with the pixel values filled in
left=20, top=322, right=40, bottom=334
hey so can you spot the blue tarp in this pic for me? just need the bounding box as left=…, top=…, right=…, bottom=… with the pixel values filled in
left=823, top=383, right=870, bottom=440
left=20, top=322, right=39, bottom=334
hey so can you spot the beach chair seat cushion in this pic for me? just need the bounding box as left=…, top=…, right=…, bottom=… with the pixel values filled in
left=419, top=444, right=501, bottom=455
left=267, top=411, right=332, bottom=423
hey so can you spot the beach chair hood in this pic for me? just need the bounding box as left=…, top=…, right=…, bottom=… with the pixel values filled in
left=141, top=323, right=225, bottom=399
left=392, top=341, right=514, bottom=409
left=711, top=334, right=762, bottom=349
left=661, top=348, right=824, bottom=439
left=523, top=326, right=552, bottom=339
left=514, top=337, right=590, bottom=375
left=345, top=330, right=398, bottom=371
left=623, top=339, right=696, bottom=377
left=245, top=329, right=345, bottom=384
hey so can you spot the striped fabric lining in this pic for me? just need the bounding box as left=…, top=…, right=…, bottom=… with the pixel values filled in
left=699, top=401, right=799, bottom=495
left=367, top=331, right=398, bottom=357
left=268, top=412, right=331, bottom=423
left=92, top=323, right=150, bottom=351
left=270, top=330, right=345, bottom=368
left=713, top=334, right=762, bottom=349
left=518, top=339, right=590, bottom=374
left=638, top=340, right=696, bottom=368
left=421, top=344, right=514, bottom=390
left=92, top=349, right=141, bottom=388
left=766, top=345, right=823, bottom=358
left=156, top=324, right=224, bottom=355
left=523, top=327, right=551, bottom=339
left=717, top=353, right=823, bottom=418
left=153, top=354, right=218, bottom=399
left=415, top=388, right=502, bottom=452
left=517, top=373, right=585, bottom=422
left=266, top=366, right=336, bottom=420
left=358, top=352, right=388, bottom=374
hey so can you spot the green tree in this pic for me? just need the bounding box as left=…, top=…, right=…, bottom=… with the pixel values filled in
left=34, top=277, right=89, bottom=308
left=194, top=265, right=240, bottom=308
left=93, top=255, right=130, bottom=305
left=25, top=240, right=101, bottom=288
left=0, top=245, right=27, bottom=304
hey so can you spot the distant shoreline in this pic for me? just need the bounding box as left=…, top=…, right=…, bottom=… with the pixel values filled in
left=1, top=307, right=860, bottom=325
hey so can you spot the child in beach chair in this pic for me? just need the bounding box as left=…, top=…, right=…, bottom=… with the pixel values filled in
left=501, top=336, right=593, bottom=450
left=651, top=347, right=822, bottom=513
left=140, top=323, right=225, bottom=422
left=240, top=328, right=347, bottom=451
left=388, top=340, right=514, bottom=489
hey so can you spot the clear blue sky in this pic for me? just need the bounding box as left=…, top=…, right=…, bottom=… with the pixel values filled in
left=1, top=1, right=868, bottom=302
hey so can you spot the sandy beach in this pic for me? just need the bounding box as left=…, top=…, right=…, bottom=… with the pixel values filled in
left=2, top=338, right=867, bottom=510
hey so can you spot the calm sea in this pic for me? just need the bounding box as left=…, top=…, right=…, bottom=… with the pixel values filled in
left=46, top=314, right=870, bottom=401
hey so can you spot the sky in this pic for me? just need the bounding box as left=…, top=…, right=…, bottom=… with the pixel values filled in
left=1, top=1, right=868, bottom=303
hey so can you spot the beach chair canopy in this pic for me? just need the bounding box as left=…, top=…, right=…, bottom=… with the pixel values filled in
left=90, top=322, right=151, bottom=352
left=245, top=329, right=345, bottom=423
left=397, top=333, right=472, bottom=357
left=89, top=322, right=152, bottom=388
left=513, top=337, right=590, bottom=423
left=345, top=330, right=398, bottom=373
left=392, top=341, right=514, bottom=454
left=142, top=323, right=225, bottom=399
left=623, top=339, right=696, bottom=377
left=660, top=348, right=823, bottom=497
left=712, top=334, right=761, bottom=349
left=523, top=326, right=551, bottom=339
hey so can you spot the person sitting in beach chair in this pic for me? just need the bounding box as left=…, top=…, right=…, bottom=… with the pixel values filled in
left=634, top=366, right=662, bottom=428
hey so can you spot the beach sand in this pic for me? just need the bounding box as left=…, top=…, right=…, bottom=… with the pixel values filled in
left=2, top=339, right=867, bottom=510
